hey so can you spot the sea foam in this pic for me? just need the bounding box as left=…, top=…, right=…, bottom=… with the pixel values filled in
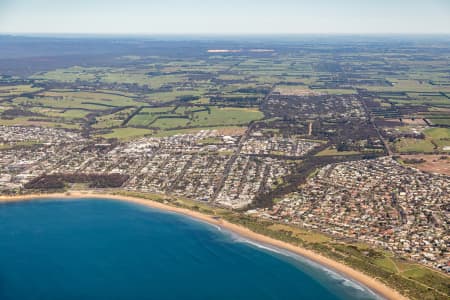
left=229, top=233, right=384, bottom=300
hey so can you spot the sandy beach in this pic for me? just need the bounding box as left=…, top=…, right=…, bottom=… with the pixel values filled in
left=0, top=191, right=408, bottom=300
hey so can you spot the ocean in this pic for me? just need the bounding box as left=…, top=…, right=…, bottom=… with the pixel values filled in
left=0, top=198, right=381, bottom=300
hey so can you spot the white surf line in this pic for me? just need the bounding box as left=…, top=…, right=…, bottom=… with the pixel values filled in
left=225, top=230, right=385, bottom=300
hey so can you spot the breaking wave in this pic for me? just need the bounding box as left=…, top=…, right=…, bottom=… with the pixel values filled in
left=228, top=232, right=384, bottom=299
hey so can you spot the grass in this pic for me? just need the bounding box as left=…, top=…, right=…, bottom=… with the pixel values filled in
left=424, top=128, right=450, bottom=151
left=188, top=107, right=263, bottom=127
left=0, top=85, right=42, bottom=96
left=267, top=224, right=330, bottom=243
left=144, top=107, right=176, bottom=114
left=425, top=128, right=450, bottom=140
left=35, top=66, right=183, bottom=88
left=93, top=108, right=136, bottom=129
left=192, top=97, right=210, bottom=104
left=42, top=90, right=141, bottom=106
left=31, top=108, right=90, bottom=120
left=127, top=114, right=157, bottom=127
left=362, top=79, right=450, bottom=93
left=13, top=90, right=141, bottom=111
left=151, top=117, right=191, bottom=129
left=312, top=88, right=357, bottom=95
left=129, top=106, right=263, bottom=130
left=145, top=89, right=207, bottom=103
left=373, top=257, right=398, bottom=273
left=394, top=138, right=436, bottom=153
left=33, top=66, right=103, bottom=82
left=127, top=107, right=175, bottom=127
left=103, top=73, right=186, bottom=88
left=0, top=116, right=81, bottom=129
left=120, top=192, right=450, bottom=299
left=14, top=96, right=98, bottom=110
left=84, top=190, right=450, bottom=300
left=391, top=97, right=450, bottom=107
left=428, top=118, right=450, bottom=126
left=315, top=147, right=361, bottom=156
left=392, top=129, right=450, bottom=153
left=97, top=127, right=154, bottom=140
left=402, top=267, right=450, bottom=295
left=406, top=94, right=450, bottom=106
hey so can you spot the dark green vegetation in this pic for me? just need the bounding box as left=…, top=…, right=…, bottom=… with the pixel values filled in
left=1, top=35, right=449, bottom=143
left=115, top=191, right=450, bottom=300
left=1, top=36, right=449, bottom=298
left=1, top=35, right=449, bottom=214
left=24, top=173, right=129, bottom=189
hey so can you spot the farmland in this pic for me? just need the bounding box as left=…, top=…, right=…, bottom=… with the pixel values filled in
left=1, top=36, right=449, bottom=299
left=0, top=36, right=449, bottom=168
left=0, top=36, right=448, bottom=144
left=399, top=155, right=450, bottom=176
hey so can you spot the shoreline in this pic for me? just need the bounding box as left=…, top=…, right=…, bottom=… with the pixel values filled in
left=0, top=191, right=408, bottom=300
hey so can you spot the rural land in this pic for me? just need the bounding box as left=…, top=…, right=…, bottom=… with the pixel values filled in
left=0, top=35, right=449, bottom=299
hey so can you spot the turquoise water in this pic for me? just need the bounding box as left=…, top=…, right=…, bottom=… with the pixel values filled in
left=0, top=198, right=381, bottom=300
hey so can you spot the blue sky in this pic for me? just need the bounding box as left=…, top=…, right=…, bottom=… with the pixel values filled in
left=1, top=0, right=449, bottom=34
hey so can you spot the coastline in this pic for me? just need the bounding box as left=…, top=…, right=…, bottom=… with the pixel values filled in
left=0, top=191, right=408, bottom=300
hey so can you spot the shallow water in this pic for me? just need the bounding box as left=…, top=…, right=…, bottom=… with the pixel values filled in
left=0, top=198, right=381, bottom=300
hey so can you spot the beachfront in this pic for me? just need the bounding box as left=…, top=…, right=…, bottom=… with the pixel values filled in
left=0, top=191, right=407, bottom=300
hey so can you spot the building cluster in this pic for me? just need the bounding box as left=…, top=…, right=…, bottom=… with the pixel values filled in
left=215, top=155, right=293, bottom=208
left=266, top=94, right=366, bottom=120
left=0, top=127, right=304, bottom=209
left=256, top=157, right=449, bottom=271
left=0, top=126, right=84, bottom=144
left=2, top=125, right=448, bottom=271
left=241, top=132, right=320, bottom=157
left=0, top=127, right=86, bottom=190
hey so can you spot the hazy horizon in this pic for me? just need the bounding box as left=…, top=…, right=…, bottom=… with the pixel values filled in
left=1, top=0, right=449, bottom=35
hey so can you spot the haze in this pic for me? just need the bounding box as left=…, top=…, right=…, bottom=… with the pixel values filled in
left=1, top=0, right=450, bottom=34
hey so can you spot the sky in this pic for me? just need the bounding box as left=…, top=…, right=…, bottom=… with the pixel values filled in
left=1, top=0, right=450, bottom=34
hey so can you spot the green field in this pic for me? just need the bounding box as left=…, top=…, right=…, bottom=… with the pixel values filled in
left=394, top=138, right=436, bottom=153
left=0, top=84, right=42, bottom=96
left=390, top=128, right=450, bottom=153
left=93, top=108, right=136, bottom=129
left=316, top=147, right=361, bottom=156
left=0, top=116, right=81, bottom=129
left=12, top=90, right=141, bottom=110
left=424, top=128, right=450, bottom=151
left=425, top=128, right=450, bottom=140
left=127, top=107, right=175, bottom=127
left=2, top=38, right=450, bottom=300
left=429, top=118, right=450, bottom=126
left=2, top=44, right=449, bottom=147
left=30, top=108, right=91, bottom=120
left=312, top=88, right=357, bottom=95
left=97, top=127, right=154, bottom=139
left=188, top=107, right=263, bottom=127
left=128, top=106, right=263, bottom=130
left=362, top=79, right=450, bottom=93
left=145, top=89, right=207, bottom=103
